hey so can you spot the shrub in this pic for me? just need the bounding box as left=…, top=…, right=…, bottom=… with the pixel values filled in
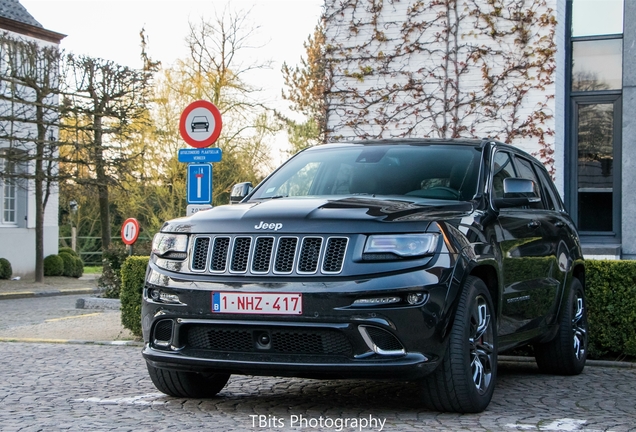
left=43, top=254, right=64, bottom=276
left=98, top=244, right=128, bottom=298
left=70, top=256, right=84, bottom=278
left=0, top=257, right=11, bottom=279
left=58, top=252, right=74, bottom=277
left=58, top=247, right=79, bottom=257
left=586, top=260, right=636, bottom=359
left=120, top=256, right=149, bottom=337
left=58, top=252, right=84, bottom=278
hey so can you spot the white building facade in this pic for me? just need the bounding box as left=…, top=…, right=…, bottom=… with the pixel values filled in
left=324, top=0, right=631, bottom=259
left=0, top=0, right=64, bottom=277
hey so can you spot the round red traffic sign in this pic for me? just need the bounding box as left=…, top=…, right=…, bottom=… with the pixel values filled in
left=179, top=100, right=223, bottom=148
left=121, top=218, right=140, bottom=245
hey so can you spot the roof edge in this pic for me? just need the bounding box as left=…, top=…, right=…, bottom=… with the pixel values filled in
left=0, top=16, right=65, bottom=43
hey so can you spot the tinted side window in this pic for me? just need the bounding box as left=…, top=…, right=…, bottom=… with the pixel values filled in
left=513, top=156, right=544, bottom=210
left=492, top=152, right=517, bottom=199
left=536, top=167, right=564, bottom=212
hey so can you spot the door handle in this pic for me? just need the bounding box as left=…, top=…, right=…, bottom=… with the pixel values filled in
left=527, top=220, right=541, bottom=229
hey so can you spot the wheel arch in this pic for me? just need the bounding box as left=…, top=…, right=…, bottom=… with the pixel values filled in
left=572, top=262, right=586, bottom=290
left=468, top=264, right=499, bottom=318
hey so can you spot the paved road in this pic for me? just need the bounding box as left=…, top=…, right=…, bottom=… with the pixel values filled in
left=0, top=295, right=91, bottom=327
left=0, top=294, right=135, bottom=342
left=0, top=342, right=634, bottom=431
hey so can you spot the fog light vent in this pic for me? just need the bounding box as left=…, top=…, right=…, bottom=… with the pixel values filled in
left=365, top=326, right=404, bottom=351
left=358, top=325, right=405, bottom=356
left=154, top=320, right=174, bottom=346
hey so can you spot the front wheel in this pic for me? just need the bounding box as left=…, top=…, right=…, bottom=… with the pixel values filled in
left=147, top=363, right=230, bottom=398
left=534, top=278, right=588, bottom=375
left=421, top=276, right=497, bottom=413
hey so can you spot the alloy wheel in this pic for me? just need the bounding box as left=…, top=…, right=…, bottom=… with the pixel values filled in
left=572, top=295, right=588, bottom=360
left=468, top=295, right=495, bottom=394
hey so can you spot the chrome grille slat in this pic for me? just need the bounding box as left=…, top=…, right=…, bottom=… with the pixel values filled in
left=252, top=237, right=274, bottom=273
left=230, top=237, right=252, bottom=273
left=191, top=237, right=210, bottom=271
left=297, top=237, right=323, bottom=274
left=275, top=237, right=298, bottom=274
left=211, top=237, right=230, bottom=272
left=190, top=235, right=347, bottom=275
left=323, top=237, right=348, bottom=273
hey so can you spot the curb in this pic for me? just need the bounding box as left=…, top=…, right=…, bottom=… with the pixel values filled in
left=0, top=337, right=143, bottom=347
left=0, top=287, right=101, bottom=300
left=499, top=355, right=636, bottom=369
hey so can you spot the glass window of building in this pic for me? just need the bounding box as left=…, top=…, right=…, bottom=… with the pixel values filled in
left=572, top=0, right=623, bottom=37
left=0, top=156, right=17, bottom=225
left=571, top=39, right=622, bottom=92
left=577, top=103, right=615, bottom=232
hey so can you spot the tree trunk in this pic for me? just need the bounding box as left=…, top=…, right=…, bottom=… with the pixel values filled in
left=34, top=103, right=46, bottom=282
left=94, top=115, right=111, bottom=250
left=34, top=141, right=44, bottom=283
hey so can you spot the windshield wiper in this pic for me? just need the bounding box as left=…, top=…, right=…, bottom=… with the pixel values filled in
left=256, top=195, right=288, bottom=200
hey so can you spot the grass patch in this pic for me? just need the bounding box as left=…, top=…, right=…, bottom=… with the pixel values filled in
left=83, top=266, right=102, bottom=275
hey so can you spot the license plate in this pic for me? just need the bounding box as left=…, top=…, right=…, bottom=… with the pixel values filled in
left=212, top=292, right=302, bottom=315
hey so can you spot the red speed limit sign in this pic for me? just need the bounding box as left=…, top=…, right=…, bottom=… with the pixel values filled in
left=121, top=218, right=140, bottom=245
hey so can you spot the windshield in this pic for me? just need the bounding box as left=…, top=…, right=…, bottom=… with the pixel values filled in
left=251, top=144, right=482, bottom=201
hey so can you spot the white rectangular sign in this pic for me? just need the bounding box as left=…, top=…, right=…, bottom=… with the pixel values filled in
left=186, top=204, right=212, bottom=216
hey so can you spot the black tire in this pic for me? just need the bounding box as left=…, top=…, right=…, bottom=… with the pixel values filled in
left=421, top=276, right=497, bottom=413
left=534, top=278, right=588, bottom=375
left=147, top=363, right=230, bottom=398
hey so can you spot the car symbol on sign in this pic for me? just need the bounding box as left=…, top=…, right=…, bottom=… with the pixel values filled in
left=191, top=116, right=209, bottom=132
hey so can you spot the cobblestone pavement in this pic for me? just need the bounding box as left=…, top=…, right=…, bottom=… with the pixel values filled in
left=1, top=342, right=635, bottom=432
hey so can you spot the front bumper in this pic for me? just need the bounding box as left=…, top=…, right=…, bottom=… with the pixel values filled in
left=141, top=260, right=458, bottom=380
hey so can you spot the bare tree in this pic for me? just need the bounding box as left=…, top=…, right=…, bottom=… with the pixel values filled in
left=61, top=54, right=154, bottom=251
left=0, top=33, right=61, bottom=282
left=153, top=7, right=275, bottom=205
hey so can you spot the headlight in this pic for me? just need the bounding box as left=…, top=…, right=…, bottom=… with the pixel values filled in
left=152, top=233, right=189, bottom=259
left=363, top=234, right=438, bottom=258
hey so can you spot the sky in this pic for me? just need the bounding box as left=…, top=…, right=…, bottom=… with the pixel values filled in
left=20, top=0, right=324, bottom=160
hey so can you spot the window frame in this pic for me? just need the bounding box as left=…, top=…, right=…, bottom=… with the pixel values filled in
left=568, top=95, right=622, bottom=238
left=0, top=155, right=18, bottom=226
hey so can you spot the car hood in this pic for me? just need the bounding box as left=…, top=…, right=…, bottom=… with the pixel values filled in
left=161, top=196, right=474, bottom=235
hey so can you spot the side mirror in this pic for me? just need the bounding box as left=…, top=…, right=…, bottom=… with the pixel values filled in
left=230, top=182, right=253, bottom=204
left=494, top=178, right=540, bottom=209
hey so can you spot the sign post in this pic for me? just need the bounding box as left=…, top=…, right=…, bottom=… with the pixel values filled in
left=179, top=100, right=223, bottom=215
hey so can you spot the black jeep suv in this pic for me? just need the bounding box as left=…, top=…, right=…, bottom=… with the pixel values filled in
left=142, top=139, right=587, bottom=413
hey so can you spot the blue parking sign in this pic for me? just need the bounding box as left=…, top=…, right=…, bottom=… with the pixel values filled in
left=187, top=163, right=212, bottom=204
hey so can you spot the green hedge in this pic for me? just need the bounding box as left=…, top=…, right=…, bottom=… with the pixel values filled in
left=120, top=256, right=149, bottom=337
left=0, top=257, right=11, bottom=279
left=586, top=260, right=636, bottom=359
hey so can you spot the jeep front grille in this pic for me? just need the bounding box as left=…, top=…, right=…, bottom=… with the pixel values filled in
left=190, top=235, right=348, bottom=275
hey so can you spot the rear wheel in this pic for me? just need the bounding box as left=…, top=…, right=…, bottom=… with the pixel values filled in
left=147, top=363, right=230, bottom=398
left=534, top=278, right=588, bottom=375
left=421, top=276, right=497, bottom=413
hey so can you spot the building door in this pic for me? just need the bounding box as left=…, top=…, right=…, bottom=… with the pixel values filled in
left=571, top=97, right=621, bottom=238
